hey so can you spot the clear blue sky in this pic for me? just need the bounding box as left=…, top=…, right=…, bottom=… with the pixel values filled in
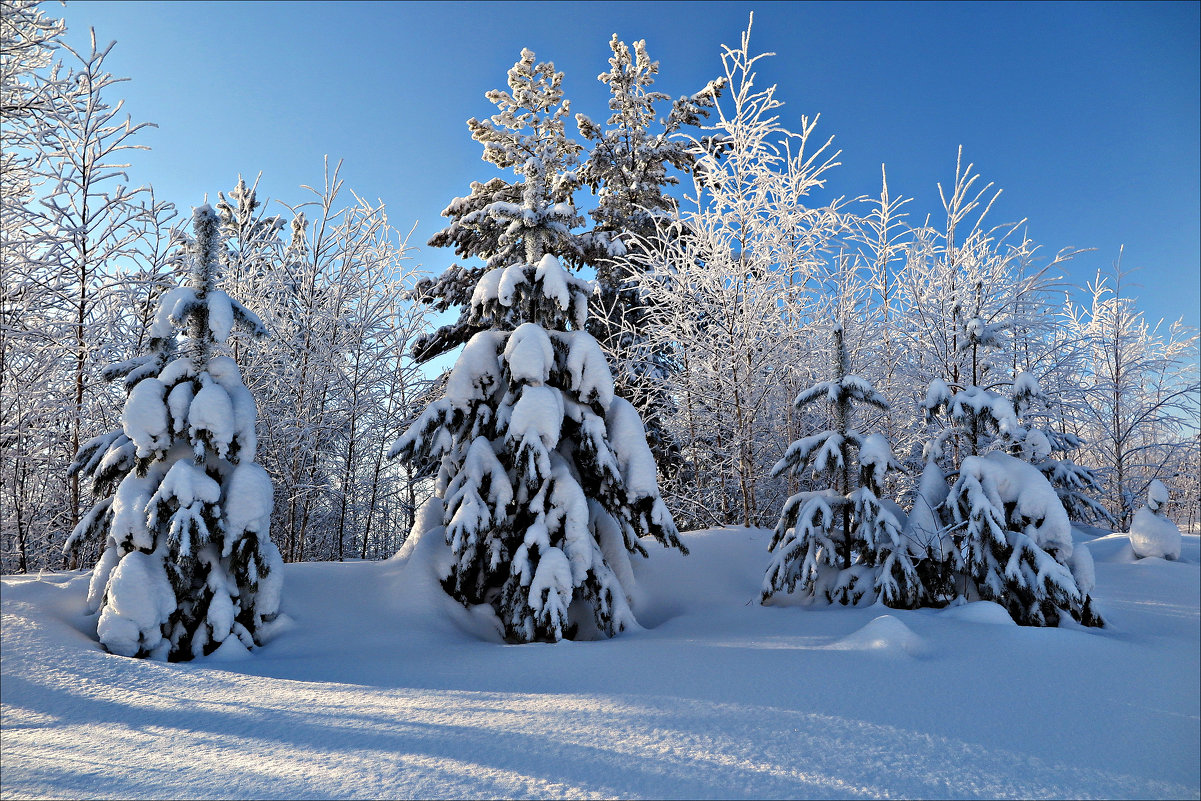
left=58, top=0, right=1200, bottom=328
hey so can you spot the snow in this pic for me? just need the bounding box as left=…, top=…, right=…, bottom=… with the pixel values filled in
left=978, top=451, right=1073, bottom=557
left=109, top=472, right=158, bottom=552
left=1012, top=370, right=1041, bottom=400
left=1069, top=541, right=1096, bottom=595
left=1021, top=428, right=1052, bottom=461
left=207, top=356, right=258, bottom=460
left=445, top=331, right=503, bottom=408
left=206, top=290, right=234, bottom=343
left=857, top=432, right=892, bottom=474
left=503, top=322, right=553, bottom=385
left=165, top=381, right=193, bottom=434
left=222, top=463, right=274, bottom=544
left=922, top=377, right=950, bottom=411
left=188, top=380, right=235, bottom=458
left=149, top=287, right=195, bottom=339
left=605, top=397, right=658, bottom=499
left=1147, top=478, right=1170, bottom=511
left=534, top=253, right=571, bottom=310
left=904, top=459, right=950, bottom=559
left=1130, top=506, right=1182, bottom=561
left=122, top=378, right=169, bottom=458
left=93, top=550, right=175, bottom=658
left=469, top=266, right=505, bottom=309
left=564, top=331, right=615, bottom=409
left=507, top=385, right=564, bottom=451
left=498, top=262, right=528, bottom=306
left=2, top=525, right=1198, bottom=798
left=152, top=459, right=221, bottom=511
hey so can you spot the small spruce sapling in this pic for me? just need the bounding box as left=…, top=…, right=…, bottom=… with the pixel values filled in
left=924, top=370, right=1102, bottom=626
left=763, top=324, right=919, bottom=607
left=1129, top=479, right=1182, bottom=561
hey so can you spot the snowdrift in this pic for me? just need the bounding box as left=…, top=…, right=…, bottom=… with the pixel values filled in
left=2, top=526, right=1198, bottom=799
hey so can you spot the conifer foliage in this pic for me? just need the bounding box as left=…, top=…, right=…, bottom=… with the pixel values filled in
left=68, top=206, right=283, bottom=660
left=919, top=316, right=1103, bottom=627
left=392, top=49, right=686, bottom=643
left=763, top=324, right=919, bottom=608
left=575, top=37, right=723, bottom=473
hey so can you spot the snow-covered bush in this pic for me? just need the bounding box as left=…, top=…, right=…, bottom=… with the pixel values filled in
left=763, top=324, right=920, bottom=608
left=913, top=248, right=1103, bottom=626
left=948, top=451, right=1101, bottom=626
left=393, top=48, right=686, bottom=643
left=1129, top=480, right=1182, bottom=560
left=67, top=206, right=283, bottom=660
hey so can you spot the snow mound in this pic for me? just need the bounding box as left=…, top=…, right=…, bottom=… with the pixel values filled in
left=830, top=614, right=927, bottom=657
left=939, top=601, right=1017, bottom=626
left=1130, top=507, right=1182, bottom=561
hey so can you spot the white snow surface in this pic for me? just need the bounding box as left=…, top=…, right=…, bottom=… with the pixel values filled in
left=3, top=526, right=1198, bottom=799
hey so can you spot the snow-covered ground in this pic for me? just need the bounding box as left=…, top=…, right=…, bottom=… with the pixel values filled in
left=3, top=526, right=1198, bottom=800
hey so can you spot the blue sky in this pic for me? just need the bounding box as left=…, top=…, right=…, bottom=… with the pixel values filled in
left=58, top=0, right=1199, bottom=328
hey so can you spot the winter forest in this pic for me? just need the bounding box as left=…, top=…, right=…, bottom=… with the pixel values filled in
left=3, top=2, right=1199, bottom=796
left=4, top=2, right=1197, bottom=595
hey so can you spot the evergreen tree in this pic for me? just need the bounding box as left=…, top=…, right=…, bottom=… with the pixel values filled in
left=413, top=48, right=583, bottom=365
left=921, top=298, right=1102, bottom=627
left=762, top=324, right=919, bottom=608
left=1129, top=479, right=1182, bottom=561
left=392, top=48, right=685, bottom=643
left=69, top=206, right=283, bottom=659
left=575, top=36, right=723, bottom=473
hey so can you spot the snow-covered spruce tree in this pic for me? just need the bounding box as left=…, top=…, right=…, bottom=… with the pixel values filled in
left=392, top=48, right=685, bottom=643
left=575, top=35, right=724, bottom=474
left=413, top=48, right=583, bottom=366
left=69, top=206, right=283, bottom=660
left=762, top=324, right=919, bottom=608
left=922, top=301, right=1101, bottom=627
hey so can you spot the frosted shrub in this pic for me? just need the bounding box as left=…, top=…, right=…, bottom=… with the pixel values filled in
left=1129, top=480, right=1182, bottom=560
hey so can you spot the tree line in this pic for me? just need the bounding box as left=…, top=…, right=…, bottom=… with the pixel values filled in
left=2, top=2, right=1197, bottom=583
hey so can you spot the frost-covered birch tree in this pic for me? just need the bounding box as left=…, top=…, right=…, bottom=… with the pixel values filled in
left=392, top=47, right=685, bottom=643
left=632, top=16, right=848, bottom=528
left=216, top=164, right=428, bottom=563
left=1066, top=261, right=1199, bottom=529
left=0, top=0, right=68, bottom=573
left=1, top=8, right=174, bottom=572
